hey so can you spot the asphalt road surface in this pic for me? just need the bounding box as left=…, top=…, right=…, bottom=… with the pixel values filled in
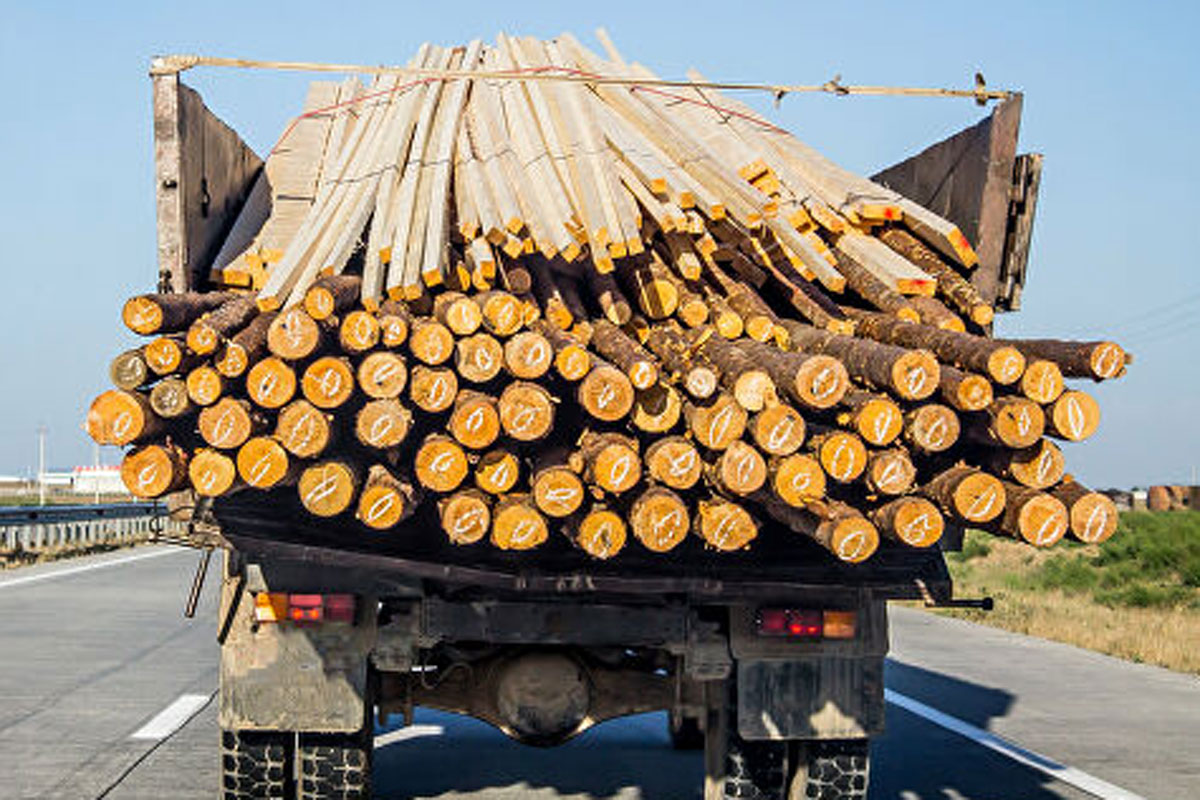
left=1, top=545, right=1196, bottom=799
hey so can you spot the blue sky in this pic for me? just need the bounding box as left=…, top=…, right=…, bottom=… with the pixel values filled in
left=0, top=0, right=1196, bottom=487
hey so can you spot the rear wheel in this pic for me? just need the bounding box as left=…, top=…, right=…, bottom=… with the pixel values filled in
left=297, top=730, right=373, bottom=800
left=220, top=730, right=292, bottom=800
left=723, top=735, right=787, bottom=799
left=787, top=740, right=870, bottom=800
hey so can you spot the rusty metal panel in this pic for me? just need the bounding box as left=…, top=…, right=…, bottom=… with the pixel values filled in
left=152, top=75, right=261, bottom=292
left=421, top=598, right=686, bottom=647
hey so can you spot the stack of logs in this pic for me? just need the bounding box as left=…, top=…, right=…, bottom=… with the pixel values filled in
left=85, top=33, right=1130, bottom=563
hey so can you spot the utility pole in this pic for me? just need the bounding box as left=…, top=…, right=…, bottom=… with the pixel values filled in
left=93, top=441, right=101, bottom=504
left=37, top=425, right=48, bottom=506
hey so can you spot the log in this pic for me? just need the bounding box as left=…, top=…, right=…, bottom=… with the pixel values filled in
left=357, top=351, right=408, bottom=399
left=904, top=404, right=961, bottom=455
left=842, top=310, right=1025, bottom=385
left=695, top=497, right=758, bottom=551
left=122, top=291, right=237, bottom=335
left=828, top=247, right=920, bottom=321
left=970, top=396, right=1045, bottom=449
left=186, top=296, right=260, bottom=356
left=923, top=465, right=1006, bottom=524
left=779, top=321, right=940, bottom=401
left=907, top=295, right=965, bottom=332
left=433, top=291, right=484, bottom=335
left=749, top=403, right=806, bottom=457
left=809, top=430, right=868, bottom=484
left=578, top=361, right=636, bottom=422
left=409, top=365, right=459, bottom=414
left=357, top=464, right=419, bottom=530
left=770, top=453, right=827, bottom=507
left=626, top=259, right=680, bottom=319
left=643, top=321, right=719, bottom=400
left=989, top=439, right=1065, bottom=490
left=275, top=399, right=334, bottom=458
left=685, top=393, right=748, bottom=451
left=708, top=440, right=768, bottom=496
left=378, top=300, right=413, bottom=348
left=705, top=293, right=744, bottom=339
left=644, top=436, right=704, bottom=491
left=189, top=448, right=240, bottom=498
left=695, top=335, right=777, bottom=412
left=736, top=339, right=849, bottom=410
left=355, top=399, right=412, bottom=450
left=1045, top=390, right=1101, bottom=442
left=531, top=453, right=586, bottom=518
left=304, top=275, right=362, bottom=320
left=236, top=436, right=298, bottom=489
left=878, top=228, right=993, bottom=325
left=185, top=366, right=225, bottom=407
left=871, top=496, right=944, bottom=548
left=498, top=381, right=556, bottom=441
left=628, top=487, right=690, bottom=552
left=571, top=432, right=642, bottom=495
left=246, top=356, right=298, bottom=410
left=591, top=320, right=660, bottom=390
left=939, top=366, right=993, bottom=412
left=339, top=310, right=382, bottom=354
left=587, top=269, right=633, bottom=325
left=528, top=259, right=575, bottom=329
left=301, top=356, right=356, bottom=409
left=448, top=391, right=501, bottom=450
left=1019, top=360, right=1064, bottom=405
left=995, top=337, right=1129, bottom=381
left=414, top=435, right=470, bottom=492
left=143, top=336, right=191, bottom=376
left=802, top=499, right=880, bottom=563
left=572, top=506, right=628, bottom=559
left=631, top=383, right=683, bottom=433
left=837, top=391, right=903, bottom=447
left=439, top=489, right=492, bottom=544
left=298, top=460, right=360, bottom=517
left=491, top=493, right=549, bottom=550
left=1051, top=478, right=1119, bottom=544
left=148, top=377, right=194, bottom=419
left=121, top=443, right=189, bottom=498
left=864, top=448, right=916, bottom=496
left=86, top=390, right=161, bottom=446
left=530, top=320, right=592, bottom=381
left=109, top=349, right=150, bottom=391
left=215, top=311, right=276, bottom=378
left=409, top=319, right=455, bottom=366
left=199, top=397, right=266, bottom=451
left=478, top=290, right=525, bottom=336
left=474, top=449, right=521, bottom=495
left=267, top=307, right=326, bottom=361
left=456, top=332, right=505, bottom=383
left=503, top=330, right=554, bottom=379
left=996, top=482, right=1069, bottom=547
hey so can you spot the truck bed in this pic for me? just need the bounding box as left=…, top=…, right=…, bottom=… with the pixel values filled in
left=212, top=491, right=951, bottom=602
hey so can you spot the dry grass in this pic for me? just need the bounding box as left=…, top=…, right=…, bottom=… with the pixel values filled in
left=925, top=514, right=1200, bottom=674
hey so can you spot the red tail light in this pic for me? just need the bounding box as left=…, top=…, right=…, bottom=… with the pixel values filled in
left=756, top=608, right=856, bottom=639
left=254, top=593, right=357, bottom=625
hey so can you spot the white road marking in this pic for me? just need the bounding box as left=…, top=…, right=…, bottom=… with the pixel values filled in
left=375, top=724, right=446, bottom=748
left=130, top=693, right=213, bottom=741
left=0, top=547, right=182, bottom=591
left=885, top=689, right=1146, bottom=800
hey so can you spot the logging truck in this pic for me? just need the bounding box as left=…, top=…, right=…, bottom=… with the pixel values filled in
left=148, top=59, right=1040, bottom=800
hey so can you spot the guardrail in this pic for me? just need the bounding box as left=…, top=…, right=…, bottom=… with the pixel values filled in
left=0, top=503, right=168, bottom=554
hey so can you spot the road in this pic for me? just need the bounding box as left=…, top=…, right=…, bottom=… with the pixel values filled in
left=0, top=545, right=1196, bottom=799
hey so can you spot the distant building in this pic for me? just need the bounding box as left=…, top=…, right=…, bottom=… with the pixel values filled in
left=69, top=466, right=127, bottom=495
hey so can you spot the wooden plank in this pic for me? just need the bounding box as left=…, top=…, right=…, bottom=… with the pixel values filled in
left=835, top=231, right=936, bottom=296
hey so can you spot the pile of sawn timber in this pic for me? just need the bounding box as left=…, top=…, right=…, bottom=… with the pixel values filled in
left=86, top=33, right=1131, bottom=563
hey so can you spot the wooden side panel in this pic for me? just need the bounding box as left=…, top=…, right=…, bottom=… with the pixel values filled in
left=996, top=153, right=1043, bottom=311
left=871, top=96, right=1026, bottom=309
left=153, top=74, right=262, bottom=292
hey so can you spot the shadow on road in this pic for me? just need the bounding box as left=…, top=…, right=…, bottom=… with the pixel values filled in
left=873, top=660, right=1074, bottom=799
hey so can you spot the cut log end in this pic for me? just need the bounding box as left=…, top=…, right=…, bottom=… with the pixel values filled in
left=987, top=346, right=1027, bottom=385
left=629, top=488, right=689, bottom=553
left=267, top=308, right=322, bottom=361
left=948, top=372, right=993, bottom=412
left=298, top=461, right=358, bottom=517
left=906, top=404, right=961, bottom=454
left=409, top=366, right=459, bottom=414
left=818, top=515, right=880, bottom=563
left=410, top=320, right=455, bottom=366
left=751, top=404, right=806, bottom=457
left=990, top=397, right=1046, bottom=449
left=236, top=437, right=294, bottom=489
left=794, top=356, right=850, bottom=410
left=449, top=393, right=501, bottom=450
left=246, top=357, right=297, bottom=410
left=302, top=357, right=356, bottom=409
left=122, top=296, right=164, bottom=335
left=950, top=470, right=1006, bottom=523
left=1009, top=493, right=1069, bottom=547
left=554, top=344, right=592, bottom=381
left=499, top=382, right=555, bottom=441
left=185, top=366, right=225, bottom=407
left=356, top=399, right=412, bottom=450
left=439, top=490, right=491, bottom=544
left=890, top=349, right=940, bottom=400
left=815, top=432, right=868, bottom=484
left=1048, top=391, right=1101, bottom=442
left=199, top=398, right=257, bottom=451
left=504, top=331, right=554, bottom=380
left=475, top=450, right=521, bottom=495
left=339, top=310, right=381, bottom=354
left=532, top=466, right=585, bottom=518
left=696, top=498, right=758, bottom=551
left=714, top=441, right=768, bottom=496
left=491, top=495, right=548, bottom=550
left=575, top=508, right=628, bottom=559
left=645, top=437, right=703, bottom=491
left=850, top=397, right=903, bottom=447
left=357, top=351, right=408, bottom=399
left=415, top=436, right=469, bottom=493
left=865, top=449, right=916, bottom=497
left=121, top=444, right=188, bottom=498
left=1065, top=491, right=1119, bottom=544
left=579, top=365, right=635, bottom=422
left=688, top=394, right=748, bottom=451
left=873, top=497, right=943, bottom=548
left=189, top=448, right=238, bottom=498
left=772, top=453, right=827, bottom=507
left=86, top=390, right=157, bottom=447
left=276, top=400, right=333, bottom=458
left=1020, top=360, right=1065, bottom=404
left=456, top=333, right=504, bottom=384
left=1090, top=342, right=1128, bottom=380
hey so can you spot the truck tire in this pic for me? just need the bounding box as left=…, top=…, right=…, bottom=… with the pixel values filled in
left=787, top=740, right=870, bottom=800
left=220, top=730, right=292, bottom=800
left=669, top=712, right=705, bottom=750
left=724, top=734, right=787, bottom=800
left=297, top=730, right=372, bottom=800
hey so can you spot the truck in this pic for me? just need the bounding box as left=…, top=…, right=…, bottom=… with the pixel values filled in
left=148, top=57, right=1041, bottom=799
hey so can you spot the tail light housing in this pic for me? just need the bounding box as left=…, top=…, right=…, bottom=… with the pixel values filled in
left=755, top=608, right=857, bottom=640
left=254, top=593, right=357, bottom=625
